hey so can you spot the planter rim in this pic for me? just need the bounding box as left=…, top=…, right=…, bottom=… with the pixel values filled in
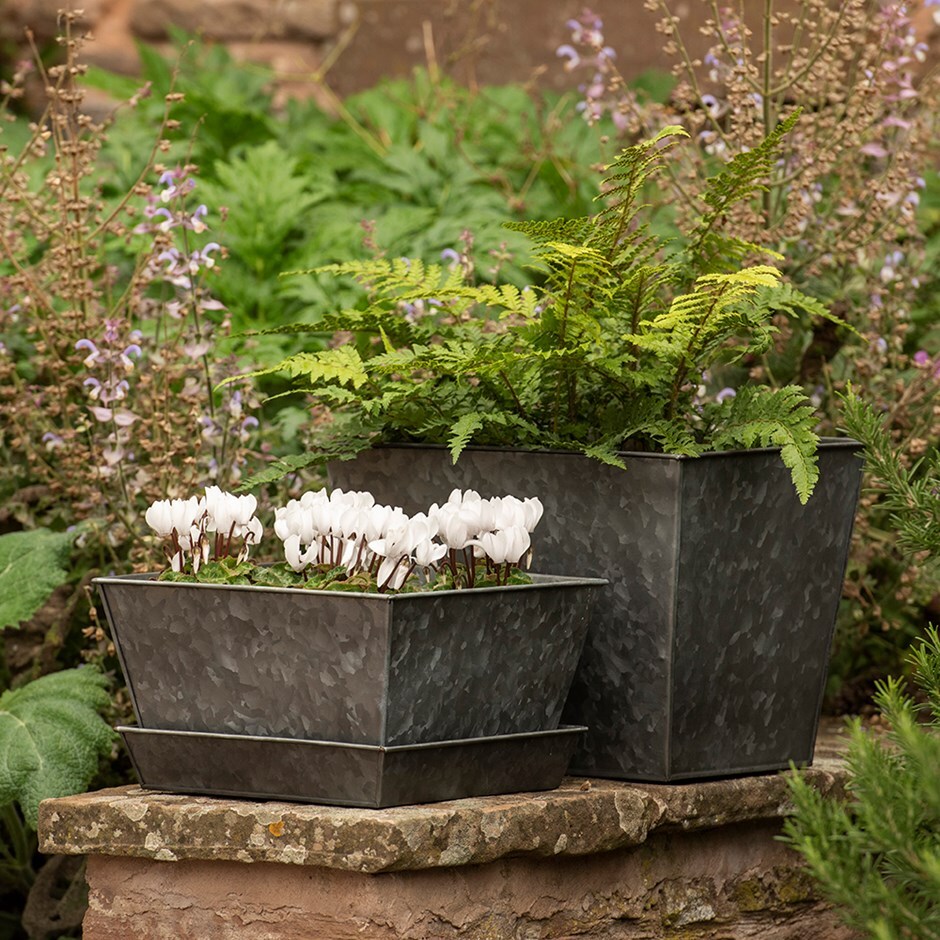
left=345, top=436, right=861, bottom=462
left=117, top=724, right=588, bottom=753
left=92, top=571, right=607, bottom=601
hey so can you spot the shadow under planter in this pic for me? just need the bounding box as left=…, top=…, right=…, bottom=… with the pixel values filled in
left=330, top=440, right=863, bottom=781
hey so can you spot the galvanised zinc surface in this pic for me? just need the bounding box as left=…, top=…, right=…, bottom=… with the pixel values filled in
left=330, top=441, right=862, bottom=780
left=96, top=574, right=601, bottom=746
left=119, top=725, right=585, bottom=808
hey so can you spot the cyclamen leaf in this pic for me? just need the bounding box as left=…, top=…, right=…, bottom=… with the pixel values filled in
left=0, top=529, right=74, bottom=630
left=0, top=667, right=115, bottom=826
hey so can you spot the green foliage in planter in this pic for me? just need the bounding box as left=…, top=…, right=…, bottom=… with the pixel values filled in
left=156, top=559, right=533, bottom=593
left=243, top=119, right=844, bottom=503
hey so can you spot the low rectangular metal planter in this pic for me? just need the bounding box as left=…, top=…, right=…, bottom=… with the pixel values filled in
left=330, top=440, right=863, bottom=781
left=95, top=574, right=604, bottom=746
left=119, top=724, right=586, bottom=807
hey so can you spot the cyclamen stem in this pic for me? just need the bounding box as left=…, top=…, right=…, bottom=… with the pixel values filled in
left=377, top=555, right=408, bottom=593
left=225, top=520, right=236, bottom=558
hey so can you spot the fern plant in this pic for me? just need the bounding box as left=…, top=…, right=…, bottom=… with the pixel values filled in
left=240, top=117, right=846, bottom=503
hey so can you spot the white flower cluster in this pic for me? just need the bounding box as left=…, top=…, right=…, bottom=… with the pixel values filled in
left=145, top=486, right=263, bottom=572
left=273, top=487, right=544, bottom=591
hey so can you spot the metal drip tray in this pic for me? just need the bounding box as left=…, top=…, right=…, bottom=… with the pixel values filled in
left=119, top=725, right=586, bottom=808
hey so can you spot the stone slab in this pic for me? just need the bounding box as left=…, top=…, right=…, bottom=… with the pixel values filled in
left=79, top=823, right=859, bottom=939
left=39, top=727, right=848, bottom=874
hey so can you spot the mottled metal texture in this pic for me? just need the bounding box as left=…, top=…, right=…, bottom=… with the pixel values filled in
left=119, top=725, right=585, bottom=808
left=330, top=440, right=862, bottom=781
left=95, top=575, right=602, bottom=746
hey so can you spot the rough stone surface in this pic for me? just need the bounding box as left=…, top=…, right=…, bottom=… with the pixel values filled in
left=79, top=824, right=858, bottom=939
left=39, top=724, right=849, bottom=874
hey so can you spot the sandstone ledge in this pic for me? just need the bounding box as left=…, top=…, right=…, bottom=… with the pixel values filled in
left=38, top=749, right=848, bottom=875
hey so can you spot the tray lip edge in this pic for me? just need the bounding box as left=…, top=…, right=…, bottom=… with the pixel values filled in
left=117, top=724, right=589, bottom=753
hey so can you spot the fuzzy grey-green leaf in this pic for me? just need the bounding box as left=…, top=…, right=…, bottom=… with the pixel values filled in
left=0, top=667, right=115, bottom=826
left=0, top=529, right=74, bottom=631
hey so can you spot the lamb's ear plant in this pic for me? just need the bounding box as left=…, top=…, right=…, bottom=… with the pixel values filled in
left=239, top=116, right=847, bottom=503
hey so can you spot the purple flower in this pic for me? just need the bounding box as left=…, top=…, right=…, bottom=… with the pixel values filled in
left=75, top=338, right=100, bottom=366
left=159, top=171, right=196, bottom=203
left=440, top=248, right=460, bottom=264
left=190, top=204, right=209, bottom=233
left=860, top=142, right=888, bottom=159
left=556, top=45, right=581, bottom=70
left=913, top=350, right=931, bottom=366
left=715, top=387, right=737, bottom=404
left=151, top=208, right=175, bottom=232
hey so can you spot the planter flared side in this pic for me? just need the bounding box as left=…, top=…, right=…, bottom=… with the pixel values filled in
left=383, top=582, right=595, bottom=745
left=665, top=447, right=862, bottom=778
left=96, top=576, right=600, bottom=746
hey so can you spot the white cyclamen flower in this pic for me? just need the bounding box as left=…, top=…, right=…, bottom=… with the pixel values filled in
left=474, top=525, right=531, bottom=565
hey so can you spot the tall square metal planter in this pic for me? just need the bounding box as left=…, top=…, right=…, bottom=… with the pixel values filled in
left=94, top=574, right=603, bottom=747
left=330, top=440, right=863, bottom=780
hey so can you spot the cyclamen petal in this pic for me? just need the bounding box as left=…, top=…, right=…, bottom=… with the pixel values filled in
left=377, top=554, right=408, bottom=590
left=522, top=497, right=544, bottom=533
left=413, top=539, right=447, bottom=568
left=145, top=500, right=174, bottom=537
left=284, top=533, right=305, bottom=572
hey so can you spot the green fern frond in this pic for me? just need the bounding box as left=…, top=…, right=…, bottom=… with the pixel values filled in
left=590, top=127, right=688, bottom=255
left=503, top=217, right=591, bottom=246
left=447, top=413, right=485, bottom=462
left=757, top=281, right=860, bottom=335
left=713, top=385, right=820, bottom=503
left=686, top=110, right=800, bottom=270
left=651, top=267, right=782, bottom=363
left=237, top=452, right=327, bottom=490
left=580, top=441, right=627, bottom=469
left=284, top=257, right=467, bottom=299
left=223, top=345, right=369, bottom=390
left=596, top=125, right=689, bottom=199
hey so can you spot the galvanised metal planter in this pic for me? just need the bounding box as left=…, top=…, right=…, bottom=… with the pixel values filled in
left=330, top=440, right=863, bottom=781
left=119, top=724, right=586, bottom=808
left=95, top=574, right=604, bottom=746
